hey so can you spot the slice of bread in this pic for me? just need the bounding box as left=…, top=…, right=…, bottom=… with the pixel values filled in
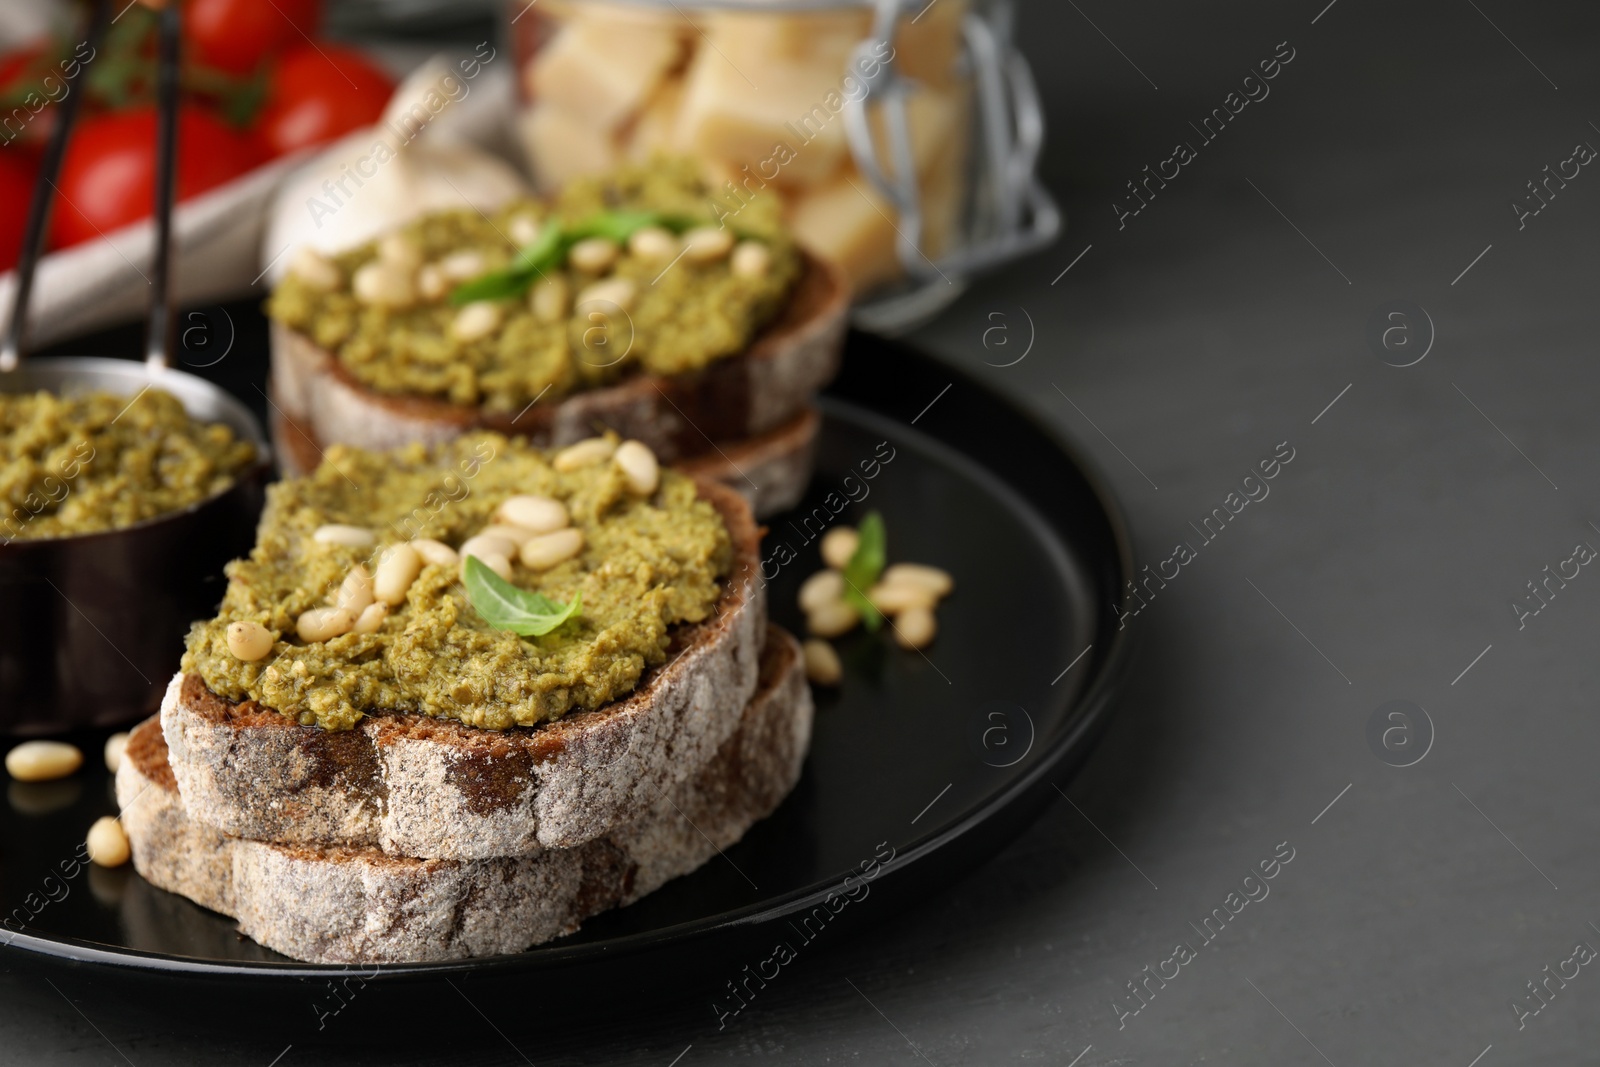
left=162, top=479, right=767, bottom=858
left=270, top=400, right=821, bottom=520
left=270, top=252, right=848, bottom=464
left=119, top=627, right=812, bottom=965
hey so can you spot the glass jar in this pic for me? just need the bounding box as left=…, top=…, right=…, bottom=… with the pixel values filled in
left=505, top=0, right=1057, bottom=331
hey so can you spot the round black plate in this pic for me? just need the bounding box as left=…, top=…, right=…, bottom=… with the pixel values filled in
left=0, top=332, right=1135, bottom=1009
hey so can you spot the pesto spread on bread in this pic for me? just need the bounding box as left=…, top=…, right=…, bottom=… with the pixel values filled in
left=1, top=388, right=256, bottom=541
left=181, top=433, right=731, bottom=732
left=266, top=158, right=801, bottom=412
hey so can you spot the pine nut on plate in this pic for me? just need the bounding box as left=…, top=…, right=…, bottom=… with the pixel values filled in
left=798, top=570, right=846, bottom=613
left=803, top=639, right=843, bottom=685
left=894, top=606, right=938, bottom=650
left=104, top=732, right=129, bottom=774
left=820, top=526, right=858, bottom=570
left=86, top=816, right=130, bottom=867
left=6, top=740, right=83, bottom=782
left=807, top=599, right=860, bottom=638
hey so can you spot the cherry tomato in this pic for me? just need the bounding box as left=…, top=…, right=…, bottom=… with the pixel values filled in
left=0, top=150, right=38, bottom=270
left=255, top=44, right=393, bottom=159
left=49, top=106, right=259, bottom=249
left=184, top=0, right=321, bottom=75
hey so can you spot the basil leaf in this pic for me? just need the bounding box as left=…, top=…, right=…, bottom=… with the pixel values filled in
left=569, top=210, right=662, bottom=243
left=841, top=511, right=887, bottom=632
left=450, top=270, right=536, bottom=305
left=462, top=555, right=582, bottom=636
left=511, top=219, right=566, bottom=273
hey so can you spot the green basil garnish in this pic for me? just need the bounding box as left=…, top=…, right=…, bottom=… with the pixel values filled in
left=448, top=209, right=749, bottom=306
left=462, top=555, right=581, bottom=636
left=841, top=511, right=887, bottom=632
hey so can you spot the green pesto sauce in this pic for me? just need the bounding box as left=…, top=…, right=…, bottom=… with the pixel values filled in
left=266, top=158, right=800, bottom=412
left=181, top=434, right=732, bottom=732
left=1, top=388, right=255, bottom=541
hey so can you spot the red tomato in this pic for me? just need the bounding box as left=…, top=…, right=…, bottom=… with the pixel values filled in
left=0, top=150, right=38, bottom=270
left=184, top=0, right=321, bottom=75
left=255, top=44, right=393, bottom=159
left=49, top=106, right=259, bottom=249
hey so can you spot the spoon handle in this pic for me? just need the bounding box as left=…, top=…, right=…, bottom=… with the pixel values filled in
left=146, top=1, right=182, bottom=372
left=0, top=0, right=111, bottom=375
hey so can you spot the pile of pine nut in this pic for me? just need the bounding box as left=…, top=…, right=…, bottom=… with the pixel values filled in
left=799, top=524, right=954, bottom=686
left=5, top=737, right=132, bottom=868
left=224, top=437, right=660, bottom=657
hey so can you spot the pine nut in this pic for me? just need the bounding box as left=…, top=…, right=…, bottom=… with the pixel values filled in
left=6, top=741, right=83, bottom=782
left=451, top=300, right=503, bottom=342
left=352, top=602, right=388, bottom=635
left=334, top=565, right=374, bottom=614
left=104, top=732, right=129, bottom=774
left=498, top=495, right=569, bottom=534
left=868, top=581, right=937, bottom=614
left=807, top=599, right=859, bottom=638
left=628, top=226, right=678, bottom=262
left=297, top=606, right=355, bottom=643
left=614, top=440, right=660, bottom=496
left=314, top=524, right=375, bottom=547
left=820, top=527, right=858, bottom=570
left=374, top=543, right=422, bottom=605
left=568, top=236, right=619, bottom=273
left=289, top=246, right=341, bottom=291
left=226, top=620, right=274, bottom=661
left=882, top=563, right=954, bottom=598
left=530, top=276, right=570, bottom=323
left=416, top=264, right=448, bottom=301
left=893, top=606, right=938, bottom=650
left=378, top=233, right=423, bottom=272
left=352, top=262, right=415, bottom=308
left=682, top=226, right=734, bottom=264
left=553, top=437, right=616, bottom=471
left=410, top=538, right=459, bottom=567
left=86, top=816, right=130, bottom=868
left=803, top=639, right=842, bottom=685
left=439, top=250, right=486, bottom=280
left=461, top=533, right=521, bottom=562
left=798, top=570, right=845, bottom=613
left=521, top=527, right=584, bottom=570
left=481, top=524, right=537, bottom=546
left=576, top=277, right=637, bottom=313
left=731, top=240, right=772, bottom=279
left=509, top=214, right=541, bottom=246
left=461, top=551, right=511, bottom=581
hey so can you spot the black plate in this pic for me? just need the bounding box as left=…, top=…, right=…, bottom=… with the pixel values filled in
left=0, top=331, right=1135, bottom=1017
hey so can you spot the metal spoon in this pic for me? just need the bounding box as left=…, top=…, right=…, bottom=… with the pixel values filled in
left=0, top=2, right=271, bottom=735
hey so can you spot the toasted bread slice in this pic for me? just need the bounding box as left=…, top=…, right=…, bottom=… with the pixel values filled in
left=162, top=479, right=767, bottom=858
left=271, top=400, right=821, bottom=520
left=270, top=252, right=848, bottom=464
left=120, top=627, right=812, bottom=965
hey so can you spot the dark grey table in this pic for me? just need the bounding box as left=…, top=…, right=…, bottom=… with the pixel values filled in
left=6, top=0, right=1600, bottom=1062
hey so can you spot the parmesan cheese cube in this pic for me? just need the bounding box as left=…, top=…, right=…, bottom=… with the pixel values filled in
left=519, top=105, right=619, bottom=193
left=672, top=37, right=851, bottom=187
left=530, top=18, right=683, bottom=133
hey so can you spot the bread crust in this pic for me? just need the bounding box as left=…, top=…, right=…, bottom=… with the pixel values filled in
left=271, top=252, right=848, bottom=463
left=162, top=479, right=768, bottom=857
left=120, top=628, right=812, bottom=965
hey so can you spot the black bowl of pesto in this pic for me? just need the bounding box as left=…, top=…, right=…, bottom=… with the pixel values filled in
left=0, top=358, right=270, bottom=735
